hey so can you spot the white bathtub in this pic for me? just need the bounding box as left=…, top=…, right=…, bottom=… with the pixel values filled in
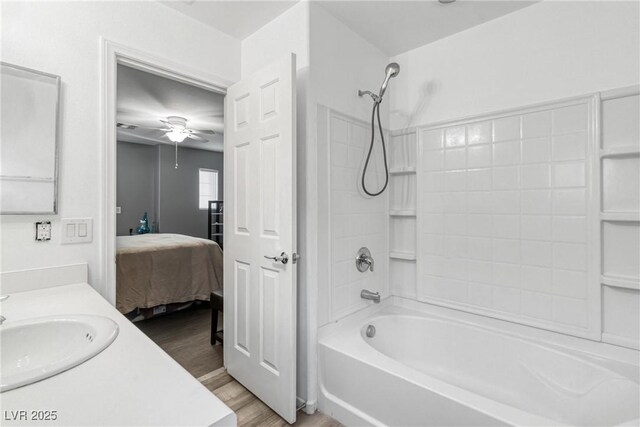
left=318, top=298, right=640, bottom=426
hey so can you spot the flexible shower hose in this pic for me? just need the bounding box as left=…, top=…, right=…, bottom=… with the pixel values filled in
left=361, top=100, right=389, bottom=197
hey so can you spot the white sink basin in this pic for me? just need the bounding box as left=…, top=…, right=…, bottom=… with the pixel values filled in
left=0, top=315, right=119, bottom=392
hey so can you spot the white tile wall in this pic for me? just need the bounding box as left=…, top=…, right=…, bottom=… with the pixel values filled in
left=330, top=113, right=388, bottom=320
left=383, top=89, right=639, bottom=348
left=416, top=97, right=597, bottom=335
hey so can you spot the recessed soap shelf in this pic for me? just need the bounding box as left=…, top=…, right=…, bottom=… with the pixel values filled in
left=389, top=251, right=417, bottom=261
left=389, top=167, right=416, bottom=175
left=390, top=209, right=416, bottom=217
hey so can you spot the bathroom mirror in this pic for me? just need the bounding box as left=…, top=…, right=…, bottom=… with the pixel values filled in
left=1, top=62, right=60, bottom=214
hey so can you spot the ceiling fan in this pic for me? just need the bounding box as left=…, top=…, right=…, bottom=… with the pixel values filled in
left=158, top=116, right=215, bottom=143
left=117, top=116, right=216, bottom=169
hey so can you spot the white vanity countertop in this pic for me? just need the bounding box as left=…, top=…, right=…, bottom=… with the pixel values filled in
left=0, top=283, right=236, bottom=427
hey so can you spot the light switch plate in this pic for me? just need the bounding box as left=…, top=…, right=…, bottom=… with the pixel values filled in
left=61, top=218, right=93, bottom=244
left=116, top=207, right=121, bottom=214
left=35, top=221, right=52, bottom=241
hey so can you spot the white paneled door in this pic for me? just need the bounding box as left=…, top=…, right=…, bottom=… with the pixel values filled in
left=223, top=54, right=297, bottom=423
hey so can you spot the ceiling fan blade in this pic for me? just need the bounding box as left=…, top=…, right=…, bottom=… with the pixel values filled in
left=133, top=125, right=171, bottom=131
left=159, top=119, right=176, bottom=129
left=143, top=129, right=172, bottom=140
left=189, top=129, right=216, bottom=135
left=188, top=134, right=209, bottom=143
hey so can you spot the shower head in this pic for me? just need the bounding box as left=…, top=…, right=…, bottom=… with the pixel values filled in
left=378, top=62, right=400, bottom=99
left=358, top=62, right=401, bottom=104
left=385, top=62, right=401, bottom=78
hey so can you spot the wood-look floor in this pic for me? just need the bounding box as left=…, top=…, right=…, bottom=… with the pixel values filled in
left=135, top=304, right=223, bottom=378
left=135, top=305, right=341, bottom=426
left=201, top=369, right=341, bottom=427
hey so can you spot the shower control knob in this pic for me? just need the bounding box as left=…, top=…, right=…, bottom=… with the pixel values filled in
left=356, top=247, right=374, bottom=272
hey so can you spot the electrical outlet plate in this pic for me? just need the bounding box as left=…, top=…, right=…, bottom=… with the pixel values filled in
left=35, top=221, right=52, bottom=241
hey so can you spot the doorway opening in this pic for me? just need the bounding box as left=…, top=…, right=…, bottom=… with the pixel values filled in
left=102, top=39, right=230, bottom=393
left=114, top=63, right=225, bottom=377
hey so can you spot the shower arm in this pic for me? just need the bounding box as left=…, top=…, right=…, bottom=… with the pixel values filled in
left=358, top=90, right=382, bottom=104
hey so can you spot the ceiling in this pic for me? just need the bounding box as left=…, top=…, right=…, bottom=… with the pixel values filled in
left=160, top=1, right=536, bottom=57
left=116, top=64, right=225, bottom=152
left=161, top=0, right=300, bottom=39
left=317, top=1, right=537, bottom=56
left=122, top=0, right=537, bottom=150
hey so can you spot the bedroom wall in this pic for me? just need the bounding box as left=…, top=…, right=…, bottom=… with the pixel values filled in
left=115, top=141, right=223, bottom=239
left=116, top=142, right=158, bottom=236
left=157, top=144, right=223, bottom=239
left=0, top=1, right=240, bottom=296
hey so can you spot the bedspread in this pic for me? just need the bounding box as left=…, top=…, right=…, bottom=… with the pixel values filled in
left=116, top=233, right=223, bottom=313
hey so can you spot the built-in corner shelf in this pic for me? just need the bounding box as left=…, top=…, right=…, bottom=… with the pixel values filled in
left=390, top=209, right=416, bottom=217
left=389, top=251, right=416, bottom=261
left=389, top=167, right=416, bottom=175
left=389, top=128, right=419, bottom=303
left=600, top=212, right=640, bottom=222
left=601, top=275, right=640, bottom=290
left=600, top=146, right=640, bottom=158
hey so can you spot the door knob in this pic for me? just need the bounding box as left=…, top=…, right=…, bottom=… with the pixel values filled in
left=264, top=252, right=289, bottom=264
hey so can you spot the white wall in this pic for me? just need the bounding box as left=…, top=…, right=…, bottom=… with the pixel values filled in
left=0, top=1, right=240, bottom=297
left=310, top=3, right=390, bottom=123
left=241, top=1, right=310, bottom=77
left=390, top=1, right=640, bottom=129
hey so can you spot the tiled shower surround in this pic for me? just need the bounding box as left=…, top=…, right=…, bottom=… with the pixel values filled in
left=329, top=112, right=388, bottom=320
left=417, top=96, right=597, bottom=337
left=326, top=89, right=639, bottom=349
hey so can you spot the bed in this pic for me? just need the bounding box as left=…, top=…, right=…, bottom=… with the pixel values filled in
left=116, top=233, right=223, bottom=314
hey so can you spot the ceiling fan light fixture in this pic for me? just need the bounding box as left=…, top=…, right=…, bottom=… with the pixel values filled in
left=166, top=129, right=189, bottom=143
